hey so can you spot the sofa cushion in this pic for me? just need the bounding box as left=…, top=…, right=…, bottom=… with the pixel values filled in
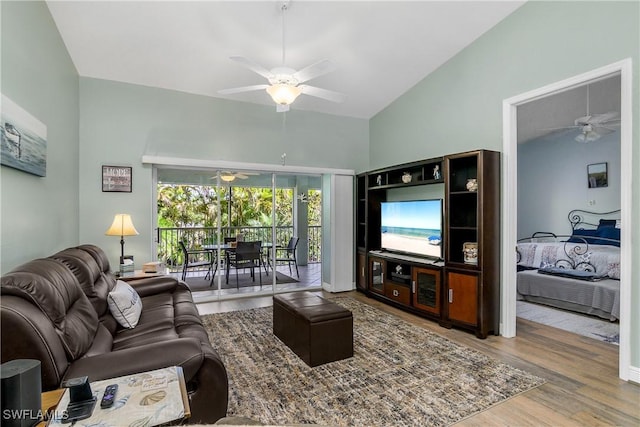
left=76, top=244, right=118, bottom=316
left=50, top=248, right=100, bottom=297
left=0, top=258, right=98, bottom=360
left=108, top=280, right=143, bottom=329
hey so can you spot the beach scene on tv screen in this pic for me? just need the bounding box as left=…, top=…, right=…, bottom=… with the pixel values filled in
left=381, top=200, right=442, bottom=258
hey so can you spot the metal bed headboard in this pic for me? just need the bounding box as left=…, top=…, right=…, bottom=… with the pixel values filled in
left=517, top=209, right=621, bottom=272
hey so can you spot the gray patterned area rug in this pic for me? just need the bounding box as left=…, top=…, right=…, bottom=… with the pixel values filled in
left=201, top=297, right=545, bottom=426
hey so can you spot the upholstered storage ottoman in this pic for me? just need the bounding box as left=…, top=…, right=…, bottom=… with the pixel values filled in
left=273, top=292, right=353, bottom=367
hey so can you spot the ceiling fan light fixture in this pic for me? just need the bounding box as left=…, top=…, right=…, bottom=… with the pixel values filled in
left=266, top=84, right=302, bottom=105
left=575, top=124, right=601, bottom=143
left=220, top=174, right=236, bottom=182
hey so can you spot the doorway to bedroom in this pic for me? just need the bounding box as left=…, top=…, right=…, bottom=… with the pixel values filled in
left=515, top=75, right=621, bottom=345
left=502, top=59, right=632, bottom=381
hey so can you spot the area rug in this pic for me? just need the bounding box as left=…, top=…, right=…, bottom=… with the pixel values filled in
left=184, top=271, right=297, bottom=292
left=201, top=297, right=545, bottom=426
left=517, top=300, right=619, bottom=345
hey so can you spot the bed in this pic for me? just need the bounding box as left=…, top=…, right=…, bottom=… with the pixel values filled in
left=516, top=209, right=621, bottom=321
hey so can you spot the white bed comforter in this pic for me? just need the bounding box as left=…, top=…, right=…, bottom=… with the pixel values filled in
left=516, top=242, right=620, bottom=280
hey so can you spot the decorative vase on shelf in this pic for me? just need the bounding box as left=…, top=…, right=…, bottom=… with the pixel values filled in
left=466, top=178, right=478, bottom=192
left=402, top=172, right=412, bottom=183
left=463, top=242, right=478, bottom=265
left=433, top=165, right=441, bottom=180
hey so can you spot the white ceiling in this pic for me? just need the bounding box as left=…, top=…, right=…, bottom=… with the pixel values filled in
left=46, top=0, right=525, bottom=119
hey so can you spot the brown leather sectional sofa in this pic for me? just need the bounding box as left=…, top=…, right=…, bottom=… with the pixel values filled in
left=1, top=244, right=228, bottom=424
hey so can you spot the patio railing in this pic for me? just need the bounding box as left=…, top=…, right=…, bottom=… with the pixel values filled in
left=157, top=225, right=321, bottom=271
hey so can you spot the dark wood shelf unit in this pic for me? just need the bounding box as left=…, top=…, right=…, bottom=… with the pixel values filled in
left=367, top=158, right=444, bottom=191
left=366, top=252, right=443, bottom=321
left=354, top=150, right=499, bottom=338
left=443, top=150, right=500, bottom=338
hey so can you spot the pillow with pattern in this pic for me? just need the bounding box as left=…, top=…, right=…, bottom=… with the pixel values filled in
left=107, top=280, right=142, bottom=328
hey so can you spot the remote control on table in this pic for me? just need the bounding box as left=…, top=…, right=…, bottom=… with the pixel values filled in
left=100, top=384, right=118, bottom=409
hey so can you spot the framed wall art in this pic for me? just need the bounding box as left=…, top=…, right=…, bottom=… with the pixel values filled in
left=1, top=94, right=47, bottom=177
left=102, top=165, right=132, bottom=192
left=587, top=162, right=608, bottom=188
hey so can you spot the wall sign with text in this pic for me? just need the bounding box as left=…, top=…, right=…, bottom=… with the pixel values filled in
left=102, top=165, right=132, bottom=192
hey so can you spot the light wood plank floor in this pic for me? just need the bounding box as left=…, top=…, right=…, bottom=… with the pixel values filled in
left=197, top=290, right=640, bottom=426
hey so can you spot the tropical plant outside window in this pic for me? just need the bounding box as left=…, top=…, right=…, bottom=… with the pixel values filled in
left=157, top=184, right=321, bottom=268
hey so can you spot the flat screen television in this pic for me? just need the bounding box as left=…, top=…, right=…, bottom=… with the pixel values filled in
left=380, top=199, right=443, bottom=260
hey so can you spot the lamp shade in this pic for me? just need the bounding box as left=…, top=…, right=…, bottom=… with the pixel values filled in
left=266, top=84, right=302, bottom=105
left=105, top=214, right=139, bottom=237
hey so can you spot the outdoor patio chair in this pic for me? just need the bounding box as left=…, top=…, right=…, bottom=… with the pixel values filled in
left=226, top=240, right=263, bottom=288
left=275, top=237, right=299, bottom=278
left=179, top=240, right=217, bottom=285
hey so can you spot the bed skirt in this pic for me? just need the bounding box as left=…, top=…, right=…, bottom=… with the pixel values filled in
left=517, top=270, right=620, bottom=321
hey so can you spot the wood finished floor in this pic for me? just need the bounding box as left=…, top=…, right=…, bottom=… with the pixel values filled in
left=197, top=290, right=640, bottom=426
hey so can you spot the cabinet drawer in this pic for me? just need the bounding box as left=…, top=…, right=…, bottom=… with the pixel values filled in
left=384, top=282, right=411, bottom=305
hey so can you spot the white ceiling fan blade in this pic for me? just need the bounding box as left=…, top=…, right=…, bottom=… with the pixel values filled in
left=218, top=84, right=269, bottom=95
left=591, top=126, right=616, bottom=136
left=293, top=59, right=336, bottom=84
left=588, top=111, right=621, bottom=124
left=543, top=125, right=580, bottom=131
left=300, top=85, right=347, bottom=103
left=229, top=56, right=274, bottom=80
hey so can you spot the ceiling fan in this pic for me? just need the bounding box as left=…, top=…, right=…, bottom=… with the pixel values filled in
left=546, top=85, right=620, bottom=143
left=218, top=1, right=346, bottom=112
left=216, top=171, right=259, bottom=183
left=572, top=110, right=620, bottom=142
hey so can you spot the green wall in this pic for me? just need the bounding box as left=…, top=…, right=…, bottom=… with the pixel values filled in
left=0, top=1, right=79, bottom=273
left=370, top=1, right=639, bottom=371
left=78, top=78, right=368, bottom=268
left=2, top=0, right=639, bottom=370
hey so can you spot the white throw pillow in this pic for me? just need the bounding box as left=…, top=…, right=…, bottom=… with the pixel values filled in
left=107, top=280, right=142, bottom=328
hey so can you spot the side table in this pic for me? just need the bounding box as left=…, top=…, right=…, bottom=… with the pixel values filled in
left=46, top=366, right=189, bottom=427
left=117, top=268, right=170, bottom=281
left=37, top=389, right=65, bottom=427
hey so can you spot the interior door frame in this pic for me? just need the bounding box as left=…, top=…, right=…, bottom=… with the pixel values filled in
left=501, top=58, right=633, bottom=381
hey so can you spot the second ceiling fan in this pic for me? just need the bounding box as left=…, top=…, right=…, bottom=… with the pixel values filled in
left=218, top=1, right=346, bottom=112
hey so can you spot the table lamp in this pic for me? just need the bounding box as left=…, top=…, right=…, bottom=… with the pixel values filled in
left=105, top=214, right=139, bottom=265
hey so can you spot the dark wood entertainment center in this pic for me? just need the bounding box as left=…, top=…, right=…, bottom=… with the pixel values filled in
left=355, top=149, right=500, bottom=338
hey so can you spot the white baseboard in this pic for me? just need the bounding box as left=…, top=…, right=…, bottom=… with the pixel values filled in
left=628, top=365, right=640, bottom=385
left=322, top=281, right=354, bottom=293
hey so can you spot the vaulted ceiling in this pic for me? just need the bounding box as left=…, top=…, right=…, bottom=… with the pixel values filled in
left=46, top=1, right=525, bottom=119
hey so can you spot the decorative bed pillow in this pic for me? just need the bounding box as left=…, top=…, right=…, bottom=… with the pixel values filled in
left=538, top=266, right=607, bottom=281
left=569, top=226, right=620, bottom=247
left=567, top=228, right=598, bottom=244
left=107, top=280, right=142, bottom=328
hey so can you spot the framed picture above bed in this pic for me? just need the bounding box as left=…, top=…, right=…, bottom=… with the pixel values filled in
left=587, top=162, right=608, bottom=188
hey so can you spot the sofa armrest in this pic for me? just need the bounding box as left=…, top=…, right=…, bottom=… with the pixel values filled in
left=63, top=338, right=204, bottom=383
left=124, top=275, right=187, bottom=297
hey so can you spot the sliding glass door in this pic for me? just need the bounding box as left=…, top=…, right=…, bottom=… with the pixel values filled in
left=156, top=166, right=322, bottom=300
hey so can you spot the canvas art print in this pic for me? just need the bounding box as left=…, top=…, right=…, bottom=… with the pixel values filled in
left=1, top=94, right=47, bottom=177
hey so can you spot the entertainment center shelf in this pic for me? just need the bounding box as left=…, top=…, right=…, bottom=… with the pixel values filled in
left=355, top=150, right=500, bottom=338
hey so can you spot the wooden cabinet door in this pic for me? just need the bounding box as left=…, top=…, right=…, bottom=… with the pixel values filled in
left=356, top=253, right=367, bottom=290
left=412, top=267, right=440, bottom=315
left=447, top=271, right=478, bottom=325
left=369, top=257, right=385, bottom=295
